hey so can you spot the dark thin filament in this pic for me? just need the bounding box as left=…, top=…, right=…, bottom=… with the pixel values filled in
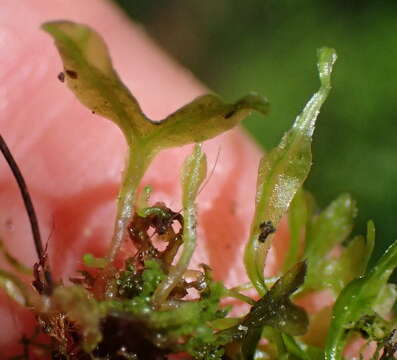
left=0, top=133, right=53, bottom=292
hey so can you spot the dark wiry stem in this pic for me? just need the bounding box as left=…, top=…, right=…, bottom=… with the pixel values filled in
left=0, top=133, right=53, bottom=293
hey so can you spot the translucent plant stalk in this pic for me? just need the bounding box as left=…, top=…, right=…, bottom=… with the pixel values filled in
left=108, top=144, right=153, bottom=261
left=152, top=144, right=207, bottom=306
left=244, top=47, right=337, bottom=295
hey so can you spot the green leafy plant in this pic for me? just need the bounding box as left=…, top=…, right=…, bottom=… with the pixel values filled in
left=0, top=21, right=396, bottom=360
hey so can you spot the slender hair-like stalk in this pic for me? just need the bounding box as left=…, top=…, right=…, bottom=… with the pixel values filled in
left=0, top=133, right=53, bottom=294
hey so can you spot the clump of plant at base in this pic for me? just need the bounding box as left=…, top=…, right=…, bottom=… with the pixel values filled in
left=0, top=21, right=396, bottom=360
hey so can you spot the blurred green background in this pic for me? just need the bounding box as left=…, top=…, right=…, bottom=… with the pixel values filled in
left=114, top=0, right=397, bottom=261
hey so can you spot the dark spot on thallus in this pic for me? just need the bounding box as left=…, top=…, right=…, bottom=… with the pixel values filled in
left=65, top=69, right=78, bottom=79
left=224, top=110, right=236, bottom=119
left=57, top=72, right=65, bottom=83
left=258, top=221, right=276, bottom=243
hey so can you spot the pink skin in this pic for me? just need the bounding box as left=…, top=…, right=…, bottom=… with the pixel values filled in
left=0, top=1, right=331, bottom=356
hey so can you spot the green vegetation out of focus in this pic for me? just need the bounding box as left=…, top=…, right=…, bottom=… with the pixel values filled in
left=114, top=0, right=397, bottom=262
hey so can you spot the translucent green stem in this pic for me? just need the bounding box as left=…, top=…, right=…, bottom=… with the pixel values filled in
left=152, top=145, right=205, bottom=307
left=107, top=145, right=152, bottom=262
left=152, top=204, right=197, bottom=307
left=244, top=222, right=271, bottom=296
left=223, top=289, right=255, bottom=305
